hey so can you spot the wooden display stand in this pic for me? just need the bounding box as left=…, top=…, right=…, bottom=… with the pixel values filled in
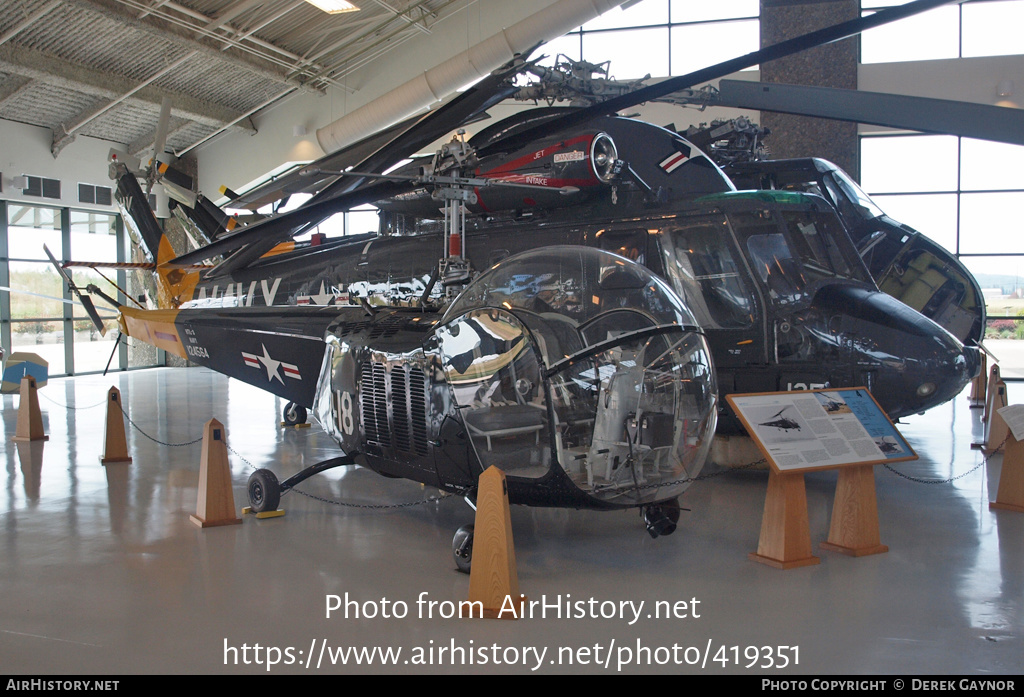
left=190, top=418, right=243, bottom=528
left=819, top=465, right=888, bottom=556
left=990, top=428, right=1024, bottom=513
left=728, top=388, right=916, bottom=570
left=975, top=381, right=1008, bottom=453
left=467, top=466, right=526, bottom=619
left=983, top=364, right=1002, bottom=423
left=12, top=375, right=48, bottom=442
left=749, top=469, right=819, bottom=569
left=100, top=386, right=132, bottom=464
left=968, top=353, right=987, bottom=408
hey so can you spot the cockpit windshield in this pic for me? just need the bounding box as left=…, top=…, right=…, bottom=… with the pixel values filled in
left=827, top=168, right=884, bottom=221
left=732, top=208, right=871, bottom=305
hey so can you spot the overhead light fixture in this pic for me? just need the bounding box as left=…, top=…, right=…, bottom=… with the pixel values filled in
left=304, top=0, right=359, bottom=14
left=997, top=80, right=1014, bottom=98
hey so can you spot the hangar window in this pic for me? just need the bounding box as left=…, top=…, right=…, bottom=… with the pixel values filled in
left=862, top=0, right=1024, bottom=63
left=536, top=0, right=759, bottom=81
left=861, top=132, right=1024, bottom=377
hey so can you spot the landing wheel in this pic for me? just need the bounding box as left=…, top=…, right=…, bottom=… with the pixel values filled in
left=283, top=402, right=307, bottom=426
left=643, top=498, right=681, bottom=539
left=452, top=524, right=474, bottom=574
left=247, top=469, right=281, bottom=513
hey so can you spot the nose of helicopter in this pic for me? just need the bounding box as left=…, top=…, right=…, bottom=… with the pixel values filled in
left=811, top=284, right=979, bottom=420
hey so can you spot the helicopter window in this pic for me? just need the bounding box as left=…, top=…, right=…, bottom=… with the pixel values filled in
left=437, top=309, right=550, bottom=480
left=745, top=233, right=807, bottom=304
left=663, top=219, right=756, bottom=328
left=826, top=170, right=884, bottom=221
left=547, top=329, right=717, bottom=506
left=598, top=229, right=646, bottom=266
left=782, top=211, right=866, bottom=283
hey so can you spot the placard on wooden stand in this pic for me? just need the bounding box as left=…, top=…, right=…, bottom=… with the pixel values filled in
left=990, top=405, right=1024, bottom=513
left=727, top=388, right=916, bottom=569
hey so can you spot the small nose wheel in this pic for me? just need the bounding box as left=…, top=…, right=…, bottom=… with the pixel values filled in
left=247, top=469, right=281, bottom=513
left=283, top=402, right=307, bottom=426
left=452, top=524, right=474, bottom=574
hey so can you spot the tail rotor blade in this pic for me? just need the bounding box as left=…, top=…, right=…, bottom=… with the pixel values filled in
left=43, top=244, right=107, bottom=336
left=146, top=97, right=173, bottom=197
left=78, top=295, right=107, bottom=337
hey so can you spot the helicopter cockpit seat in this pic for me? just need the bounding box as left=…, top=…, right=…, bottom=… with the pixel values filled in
left=438, top=246, right=718, bottom=506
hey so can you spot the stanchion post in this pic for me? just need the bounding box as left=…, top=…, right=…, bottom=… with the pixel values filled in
left=12, top=375, right=48, bottom=442
left=467, top=466, right=526, bottom=619
left=100, top=386, right=132, bottom=464
left=190, top=418, right=242, bottom=529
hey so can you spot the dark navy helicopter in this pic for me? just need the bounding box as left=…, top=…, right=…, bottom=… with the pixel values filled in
left=75, top=0, right=1006, bottom=564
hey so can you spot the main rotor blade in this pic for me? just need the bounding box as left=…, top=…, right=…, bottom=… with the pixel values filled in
left=477, top=0, right=962, bottom=158
left=715, top=79, right=1024, bottom=146
left=168, top=178, right=413, bottom=267
left=305, top=55, right=531, bottom=206
left=169, top=56, right=533, bottom=268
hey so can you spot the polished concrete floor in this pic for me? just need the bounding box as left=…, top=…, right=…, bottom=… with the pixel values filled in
left=1, top=367, right=1021, bottom=675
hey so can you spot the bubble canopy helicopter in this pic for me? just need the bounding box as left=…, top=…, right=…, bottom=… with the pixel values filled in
left=313, top=246, right=717, bottom=513
left=90, top=0, right=991, bottom=551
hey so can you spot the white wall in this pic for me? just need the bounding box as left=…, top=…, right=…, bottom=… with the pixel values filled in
left=194, top=0, right=561, bottom=197
left=0, top=119, right=120, bottom=213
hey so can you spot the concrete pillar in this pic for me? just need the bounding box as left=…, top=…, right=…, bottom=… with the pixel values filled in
left=760, top=0, right=860, bottom=180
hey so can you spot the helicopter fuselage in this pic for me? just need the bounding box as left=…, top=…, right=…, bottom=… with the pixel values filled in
left=178, top=189, right=978, bottom=436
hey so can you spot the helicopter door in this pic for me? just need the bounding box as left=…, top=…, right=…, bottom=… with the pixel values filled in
left=659, top=216, right=765, bottom=372
left=436, top=309, right=551, bottom=480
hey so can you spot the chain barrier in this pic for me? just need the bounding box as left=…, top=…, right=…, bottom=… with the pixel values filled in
left=37, top=391, right=108, bottom=411
left=112, top=399, right=205, bottom=447
left=62, top=389, right=1001, bottom=503
left=881, top=436, right=1005, bottom=484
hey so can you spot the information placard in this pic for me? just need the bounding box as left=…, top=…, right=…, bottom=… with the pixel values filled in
left=726, top=387, right=917, bottom=474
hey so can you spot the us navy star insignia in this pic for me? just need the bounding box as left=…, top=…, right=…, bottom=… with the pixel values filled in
left=241, top=344, right=301, bottom=384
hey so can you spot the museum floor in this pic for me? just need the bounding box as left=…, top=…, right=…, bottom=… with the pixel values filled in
left=1, top=367, right=1020, bottom=675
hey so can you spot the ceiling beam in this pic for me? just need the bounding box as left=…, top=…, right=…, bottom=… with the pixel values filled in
left=0, top=75, right=33, bottom=107
left=370, top=0, right=433, bottom=35
left=0, top=0, right=63, bottom=47
left=50, top=51, right=199, bottom=156
left=0, top=45, right=256, bottom=147
left=63, top=0, right=314, bottom=90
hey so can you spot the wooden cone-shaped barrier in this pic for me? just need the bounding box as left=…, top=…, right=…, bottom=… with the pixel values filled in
left=991, top=430, right=1024, bottom=513
left=820, top=465, right=888, bottom=557
left=468, top=466, right=526, bottom=619
left=12, top=375, right=48, bottom=442
left=100, top=386, right=132, bottom=464
left=749, top=469, right=820, bottom=569
left=190, top=418, right=242, bottom=529
left=983, top=364, right=1002, bottom=422
left=981, top=382, right=1009, bottom=453
left=969, top=352, right=987, bottom=408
